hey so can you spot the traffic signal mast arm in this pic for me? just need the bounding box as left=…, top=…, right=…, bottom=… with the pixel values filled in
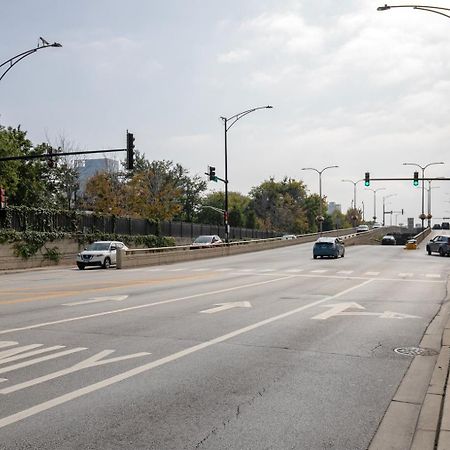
left=363, top=177, right=450, bottom=182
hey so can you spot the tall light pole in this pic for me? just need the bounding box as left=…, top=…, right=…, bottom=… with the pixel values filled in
left=425, top=182, right=440, bottom=228
left=377, top=4, right=450, bottom=19
left=220, top=105, right=272, bottom=243
left=403, top=162, right=444, bottom=231
left=0, top=37, right=62, bottom=82
left=302, top=165, right=339, bottom=234
left=382, top=193, right=397, bottom=226
left=342, top=179, right=364, bottom=226
left=365, top=188, right=386, bottom=223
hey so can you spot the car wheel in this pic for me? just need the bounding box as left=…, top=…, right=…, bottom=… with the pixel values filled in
left=77, top=263, right=85, bottom=270
left=313, top=255, right=317, bottom=259
left=341, top=251, right=345, bottom=258
left=427, top=247, right=431, bottom=255
left=439, top=248, right=445, bottom=257
left=103, top=257, right=111, bottom=269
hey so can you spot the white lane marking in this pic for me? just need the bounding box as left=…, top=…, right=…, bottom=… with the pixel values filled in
left=0, top=346, right=65, bottom=365
left=0, top=279, right=373, bottom=429
left=215, top=268, right=232, bottom=272
left=192, top=268, right=208, bottom=272
left=312, top=302, right=365, bottom=320
left=0, top=344, right=43, bottom=360
left=426, top=274, right=441, bottom=278
left=310, top=270, right=327, bottom=273
left=0, top=342, right=18, bottom=350
left=63, top=296, right=129, bottom=307
left=312, top=303, right=421, bottom=320
left=146, top=268, right=162, bottom=272
left=239, top=269, right=253, bottom=272
left=259, top=269, right=274, bottom=272
left=337, top=271, right=353, bottom=274
left=364, top=272, right=380, bottom=276
left=0, top=350, right=151, bottom=395
left=286, top=269, right=303, bottom=273
left=200, top=301, right=252, bottom=314
left=0, top=276, right=295, bottom=335
left=168, top=268, right=184, bottom=272
left=0, top=348, right=87, bottom=375
left=398, top=273, right=413, bottom=278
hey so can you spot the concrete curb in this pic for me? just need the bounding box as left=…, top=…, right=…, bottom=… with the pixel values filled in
left=369, top=290, right=450, bottom=450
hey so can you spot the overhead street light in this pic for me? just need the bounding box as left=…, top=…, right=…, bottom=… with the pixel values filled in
left=382, top=193, right=397, bottom=226
left=403, top=162, right=444, bottom=231
left=0, top=37, right=62, bottom=83
left=365, top=187, right=386, bottom=223
left=220, top=105, right=273, bottom=243
left=302, top=165, right=339, bottom=234
left=377, top=4, right=450, bottom=19
left=342, top=179, right=364, bottom=225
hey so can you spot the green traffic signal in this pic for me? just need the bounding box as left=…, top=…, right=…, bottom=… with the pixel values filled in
left=413, top=171, right=419, bottom=186
left=364, top=172, right=370, bottom=187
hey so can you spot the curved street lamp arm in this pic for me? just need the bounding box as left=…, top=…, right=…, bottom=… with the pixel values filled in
left=424, top=161, right=445, bottom=169
left=0, top=39, right=62, bottom=82
left=414, top=7, right=450, bottom=19
left=321, top=165, right=339, bottom=174
left=301, top=167, right=320, bottom=174
left=222, top=105, right=272, bottom=131
left=378, top=4, right=450, bottom=18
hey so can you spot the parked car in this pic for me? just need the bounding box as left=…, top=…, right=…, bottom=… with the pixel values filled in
left=76, top=241, right=128, bottom=269
left=356, top=224, right=369, bottom=233
left=372, top=222, right=382, bottom=229
left=426, top=235, right=450, bottom=256
left=381, top=235, right=396, bottom=245
left=281, top=234, right=297, bottom=240
left=313, top=237, right=345, bottom=259
left=442, top=222, right=450, bottom=230
left=433, top=224, right=442, bottom=230
left=191, top=235, right=223, bottom=248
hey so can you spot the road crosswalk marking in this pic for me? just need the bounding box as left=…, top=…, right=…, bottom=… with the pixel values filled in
left=364, top=272, right=380, bottom=276
left=310, top=270, right=328, bottom=273
left=286, top=269, right=304, bottom=273
left=426, top=274, right=441, bottom=278
left=337, top=271, right=353, bottom=274
left=398, top=273, right=413, bottom=278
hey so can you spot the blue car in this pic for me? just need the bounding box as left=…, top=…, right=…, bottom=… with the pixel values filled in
left=313, top=237, right=345, bottom=259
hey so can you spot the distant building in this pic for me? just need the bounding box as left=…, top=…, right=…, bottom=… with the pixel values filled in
left=327, top=202, right=341, bottom=215
left=76, top=158, right=119, bottom=193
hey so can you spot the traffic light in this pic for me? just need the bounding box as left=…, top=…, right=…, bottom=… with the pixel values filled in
left=0, top=188, right=6, bottom=209
left=208, top=166, right=217, bottom=182
left=126, top=131, right=135, bottom=170
left=413, top=171, right=419, bottom=186
left=364, top=172, right=370, bottom=187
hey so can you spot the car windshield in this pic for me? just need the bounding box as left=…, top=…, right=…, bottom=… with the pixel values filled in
left=194, top=236, right=212, bottom=244
left=86, top=242, right=110, bottom=251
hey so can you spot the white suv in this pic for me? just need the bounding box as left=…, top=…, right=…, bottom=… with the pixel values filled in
left=76, top=241, right=127, bottom=270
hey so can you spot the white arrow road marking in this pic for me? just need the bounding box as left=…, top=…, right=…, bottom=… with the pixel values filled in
left=0, top=279, right=373, bottom=430
left=63, top=295, right=129, bottom=306
left=312, top=302, right=365, bottom=320
left=200, top=301, right=252, bottom=314
left=0, top=349, right=151, bottom=394
left=312, top=303, right=421, bottom=320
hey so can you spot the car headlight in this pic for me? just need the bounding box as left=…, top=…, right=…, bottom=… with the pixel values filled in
left=77, top=253, right=81, bottom=257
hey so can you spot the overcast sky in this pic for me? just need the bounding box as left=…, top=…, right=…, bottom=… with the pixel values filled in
left=2, top=0, right=450, bottom=224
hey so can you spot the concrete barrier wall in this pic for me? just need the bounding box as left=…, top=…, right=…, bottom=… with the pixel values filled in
left=117, top=227, right=400, bottom=269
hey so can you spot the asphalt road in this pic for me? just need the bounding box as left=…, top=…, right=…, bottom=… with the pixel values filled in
left=0, top=234, right=449, bottom=449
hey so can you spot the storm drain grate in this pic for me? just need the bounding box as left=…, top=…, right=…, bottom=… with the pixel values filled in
left=394, top=347, right=439, bottom=357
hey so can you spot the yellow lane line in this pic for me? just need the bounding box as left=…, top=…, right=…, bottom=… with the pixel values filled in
left=0, top=274, right=213, bottom=305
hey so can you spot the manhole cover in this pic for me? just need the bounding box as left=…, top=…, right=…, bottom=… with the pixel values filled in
left=394, top=347, right=439, bottom=357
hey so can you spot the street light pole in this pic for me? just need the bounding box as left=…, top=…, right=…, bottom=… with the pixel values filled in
left=425, top=182, right=440, bottom=228
left=302, top=165, right=339, bottom=234
left=0, top=37, right=62, bottom=82
left=342, top=179, right=364, bottom=226
left=220, top=105, right=273, bottom=243
left=403, top=162, right=444, bottom=231
left=365, top=188, right=386, bottom=223
left=382, top=194, right=397, bottom=226
left=377, top=4, right=450, bottom=19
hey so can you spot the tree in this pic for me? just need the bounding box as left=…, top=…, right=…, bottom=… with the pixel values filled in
left=249, top=177, right=309, bottom=233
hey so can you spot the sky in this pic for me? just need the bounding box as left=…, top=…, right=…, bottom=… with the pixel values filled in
left=1, top=0, right=450, bottom=225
